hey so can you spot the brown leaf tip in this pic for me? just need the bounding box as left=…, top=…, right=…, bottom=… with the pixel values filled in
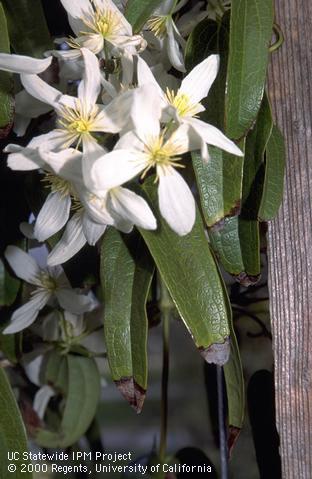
left=209, top=200, right=242, bottom=231
left=199, top=337, right=230, bottom=365
left=115, top=377, right=146, bottom=414
left=228, top=426, right=241, bottom=457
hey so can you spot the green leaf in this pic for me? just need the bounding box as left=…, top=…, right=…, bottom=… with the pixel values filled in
left=185, top=15, right=230, bottom=130
left=35, top=355, right=100, bottom=448
left=0, top=3, right=14, bottom=138
left=0, top=259, right=20, bottom=307
left=101, top=228, right=154, bottom=412
left=258, top=125, right=285, bottom=221
left=241, top=93, right=273, bottom=218
left=2, top=0, right=52, bottom=57
left=225, top=0, right=274, bottom=139
left=138, top=180, right=231, bottom=365
left=209, top=215, right=260, bottom=285
left=209, top=96, right=273, bottom=283
left=193, top=147, right=244, bottom=227
left=125, top=0, right=163, bottom=33
left=0, top=368, right=32, bottom=479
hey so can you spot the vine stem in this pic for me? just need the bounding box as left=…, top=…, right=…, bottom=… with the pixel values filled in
left=159, top=280, right=171, bottom=463
left=217, top=365, right=229, bottom=479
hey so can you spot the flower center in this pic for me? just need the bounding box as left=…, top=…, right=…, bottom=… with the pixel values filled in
left=57, top=101, right=98, bottom=146
left=40, top=272, right=57, bottom=292
left=42, top=173, right=72, bottom=197
left=142, top=135, right=184, bottom=179
left=82, top=7, right=119, bottom=39
left=166, top=89, right=199, bottom=118
left=147, top=15, right=168, bottom=38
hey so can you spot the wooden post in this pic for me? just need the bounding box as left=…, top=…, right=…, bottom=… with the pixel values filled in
left=268, top=1, right=312, bottom=477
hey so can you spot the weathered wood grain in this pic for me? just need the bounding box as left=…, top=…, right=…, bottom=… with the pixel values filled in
left=267, top=1, right=312, bottom=477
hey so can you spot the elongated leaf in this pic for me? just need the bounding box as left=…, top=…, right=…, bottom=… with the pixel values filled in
left=101, top=228, right=154, bottom=412
left=209, top=96, right=273, bottom=283
left=225, top=0, right=274, bottom=139
left=241, top=94, right=273, bottom=218
left=193, top=147, right=244, bottom=227
left=138, top=180, right=230, bottom=365
left=0, top=368, right=32, bottom=479
left=0, top=3, right=14, bottom=138
left=35, top=355, right=100, bottom=448
left=125, top=0, right=163, bottom=33
left=258, top=125, right=285, bottom=220
left=2, top=0, right=52, bottom=57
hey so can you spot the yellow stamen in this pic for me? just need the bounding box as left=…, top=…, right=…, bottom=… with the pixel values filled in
left=81, top=6, right=120, bottom=38
left=142, top=134, right=185, bottom=180
left=57, top=100, right=99, bottom=147
left=42, top=173, right=72, bottom=197
left=42, top=173, right=82, bottom=210
left=147, top=15, right=168, bottom=38
left=166, top=88, right=200, bottom=118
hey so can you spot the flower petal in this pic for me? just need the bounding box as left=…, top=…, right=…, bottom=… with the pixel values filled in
left=21, top=74, right=61, bottom=108
left=34, top=192, right=71, bottom=242
left=82, top=213, right=106, bottom=245
left=189, top=118, right=244, bottom=156
left=6, top=144, right=44, bottom=170
left=4, top=246, right=41, bottom=285
left=136, top=57, right=168, bottom=110
left=0, top=54, right=52, bottom=74
left=89, top=149, right=147, bottom=191
left=39, top=147, right=84, bottom=185
left=59, top=0, right=92, bottom=19
left=2, top=292, right=50, bottom=334
left=165, top=19, right=186, bottom=73
left=108, top=187, right=157, bottom=230
left=96, top=89, right=136, bottom=133
left=33, top=385, right=55, bottom=419
left=79, top=190, right=115, bottom=225
left=55, top=288, right=97, bottom=314
left=81, top=137, right=108, bottom=191
left=78, top=48, right=101, bottom=112
left=180, top=54, right=219, bottom=104
left=47, top=213, right=87, bottom=266
left=157, top=166, right=195, bottom=235
left=130, top=84, right=162, bottom=141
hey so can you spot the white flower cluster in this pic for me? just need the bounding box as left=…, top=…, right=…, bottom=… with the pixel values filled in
left=0, top=0, right=242, bottom=333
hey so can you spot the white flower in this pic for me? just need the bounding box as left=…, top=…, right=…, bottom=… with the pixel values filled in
left=88, top=85, right=197, bottom=235
left=0, top=53, right=52, bottom=74
left=3, top=246, right=97, bottom=334
left=59, top=0, right=145, bottom=58
left=146, top=0, right=187, bottom=72
left=19, top=48, right=134, bottom=183
left=40, top=147, right=157, bottom=245
left=137, top=55, right=244, bottom=162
